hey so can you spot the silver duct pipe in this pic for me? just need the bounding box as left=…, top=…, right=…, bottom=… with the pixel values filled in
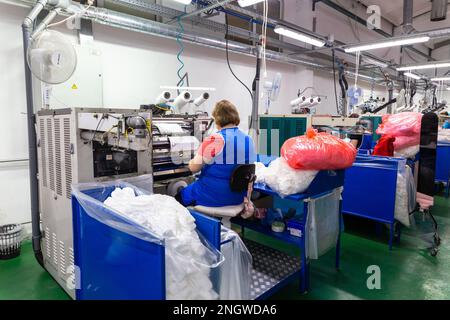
left=402, top=0, right=414, bottom=34
left=431, top=0, right=448, bottom=22
left=81, top=6, right=327, bottom=69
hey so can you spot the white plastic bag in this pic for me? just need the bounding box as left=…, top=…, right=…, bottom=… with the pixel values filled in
left=306, top=188, right=341, bottom=259
left=219, top=227, right=252, bottom=300
left=394, top=165, right=416, bottom=227
left=255, top=158, right=318, bottom=197
left=438, top=128, right=450, bottom=143
left=96, top=186, right=224, bottom=300
left=394, top=145, right=419, bottom=159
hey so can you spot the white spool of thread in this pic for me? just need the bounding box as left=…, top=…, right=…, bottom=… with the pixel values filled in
left=290, top=96, right=306, bottom=106
left=172, top=91, right=192, bottom=110
left=155, top=91, right=171, bottom=105
left=193, top=92, right=210, bottom=106
left=296, top=97, right=315, bottom=108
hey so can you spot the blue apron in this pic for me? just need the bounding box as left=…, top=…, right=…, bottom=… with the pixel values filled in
left=181, top=127, right=256, bottom=207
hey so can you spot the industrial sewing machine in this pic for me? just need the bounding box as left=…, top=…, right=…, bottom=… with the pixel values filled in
left=36, top=107, right=210, bottom=298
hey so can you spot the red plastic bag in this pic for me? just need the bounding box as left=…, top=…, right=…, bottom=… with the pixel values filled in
left=373, top=135, right=395, bottom=157
left=393, top=135, right=420, bottom=150
left=281, top=128, right=357, bottom=170
left=376, top=112, right=422, bottom=137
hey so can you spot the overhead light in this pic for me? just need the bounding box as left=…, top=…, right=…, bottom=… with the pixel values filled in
left=345, top=36, right=430, bottom=53
left=431, top=77, right=450, bottom=81
left=274, top=25, right=326, bottom=47
left=404, top=72, right=421, bottom=80
left=173, top=0, right=192, bottom=4
left=238, top=0, right=264, bottom=7
left=397, top=60, right=450, bottom=71
left=446, top=87, right=450, bottom=91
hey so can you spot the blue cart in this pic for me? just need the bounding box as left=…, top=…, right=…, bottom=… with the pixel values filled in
left=231, top=156, right=345, bottom=294
left=436, top=142, right=450, bottom=197
left=342, top=155, right=408, bottom=250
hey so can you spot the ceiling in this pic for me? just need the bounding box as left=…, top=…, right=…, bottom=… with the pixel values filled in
left=358, top=0, right=432, bottom=26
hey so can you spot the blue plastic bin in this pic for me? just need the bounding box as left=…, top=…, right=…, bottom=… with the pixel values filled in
left=72, top=184, right=221, bottom=300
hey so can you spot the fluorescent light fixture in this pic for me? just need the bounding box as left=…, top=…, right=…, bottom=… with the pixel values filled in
left=397, top=61, right=450, bottom=71
left=431, top=77, right=450, bottom=81
left=238, top=0, right=264, bottom=7
left=404, top=72, right=421, bottom=80
left=274, top=25, right=326, bottom=47
left=345, top=36, right=430, bottom=53
left=446, top=87, right=450, bottom=91
left=173, top=0, right=192, bottom=4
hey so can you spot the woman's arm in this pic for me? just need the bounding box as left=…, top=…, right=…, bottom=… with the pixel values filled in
left=189, top=133, right=225, bottom=174
left=188, top=154, right=204, bottom=173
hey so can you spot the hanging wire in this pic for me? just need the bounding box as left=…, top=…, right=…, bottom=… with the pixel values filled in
left=176, top=7, right=187, bottom=87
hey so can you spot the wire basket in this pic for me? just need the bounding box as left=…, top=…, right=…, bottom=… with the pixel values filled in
left=0, top=224, right=23, bottom=260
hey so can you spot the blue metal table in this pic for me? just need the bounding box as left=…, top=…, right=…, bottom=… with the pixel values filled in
left=342, top=155, right=408, bottom=250
left=231, top=156, right=345, bottom=294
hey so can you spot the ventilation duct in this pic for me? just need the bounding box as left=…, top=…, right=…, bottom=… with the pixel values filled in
left=431, top=0, right=448, bottom=22
left=403, top=0, right=414, bottom=34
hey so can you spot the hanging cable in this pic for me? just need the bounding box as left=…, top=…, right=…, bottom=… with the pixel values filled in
left=354, top=51, right=361, bottom=88
left=332, top=49, right=339, bottom=115
left=224, top=13, right=253, bottom=101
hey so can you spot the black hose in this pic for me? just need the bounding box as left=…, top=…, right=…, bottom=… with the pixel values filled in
left=332, top=49, right=339, bottom=115
left=224, top=13, right=253, bottom=102
left=22, top=22, right=44, bottom=268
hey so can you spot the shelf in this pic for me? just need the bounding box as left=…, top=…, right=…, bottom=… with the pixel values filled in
left=244, top=239, right=301, bottom=300
left=231, top=217, right=303, bottom=246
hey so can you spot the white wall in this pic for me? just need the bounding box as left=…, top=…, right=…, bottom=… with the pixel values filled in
left=0, top=4, right=31, bottom=231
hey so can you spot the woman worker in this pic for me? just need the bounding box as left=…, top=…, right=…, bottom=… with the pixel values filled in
left=175, top=100, right=256, bottom=207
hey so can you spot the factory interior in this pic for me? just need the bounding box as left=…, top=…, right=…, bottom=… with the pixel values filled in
left=2, top=0, right=450, bottom=303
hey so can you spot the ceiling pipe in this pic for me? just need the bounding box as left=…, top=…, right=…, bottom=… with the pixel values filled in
left=402, top=0, right=414, bottom=34
left=105, top=0, right=304, bottom=53
left=81, top=7, right=327, bottom=68
left=431, top=0, right=448, bottom=22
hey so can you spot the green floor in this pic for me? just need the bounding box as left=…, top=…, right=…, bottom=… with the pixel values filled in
left=1, top=194, right=450, bottom=300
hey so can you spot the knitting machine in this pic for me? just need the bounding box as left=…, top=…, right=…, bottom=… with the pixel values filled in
left=149, top=114, right=213, bottom=194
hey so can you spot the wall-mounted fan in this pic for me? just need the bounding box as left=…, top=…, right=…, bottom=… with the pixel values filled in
left=347, top=86, right=363, bottom=113
left=263, top=72, right=282, bottom=114
left=27, top=29, right=77, bottom=84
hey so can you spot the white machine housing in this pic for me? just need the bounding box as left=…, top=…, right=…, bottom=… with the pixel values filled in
left=36, top=107, right=153, bottom=299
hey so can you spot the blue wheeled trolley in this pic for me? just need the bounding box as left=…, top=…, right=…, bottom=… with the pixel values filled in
left=231, top=155, right=345, bottom=294
left=435, top=142, right=450, bottom=197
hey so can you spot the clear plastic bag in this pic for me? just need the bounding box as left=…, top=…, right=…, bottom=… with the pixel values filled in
left=72, top=181, right=224, bottom=300
left=306, top=188, right=341, bottom=259
left=394, top=165, right=416, bottom=227
left=393, top=135, right=420, bottom=150
left=281, top=128, right=357, bottom=170
left=394, top=145, right=420, bottom=159
left=218, top=227, right=253, bottom=300
left=376, top=112, right=422, bottom=137
left=258, top=158, right=318, bottom=197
